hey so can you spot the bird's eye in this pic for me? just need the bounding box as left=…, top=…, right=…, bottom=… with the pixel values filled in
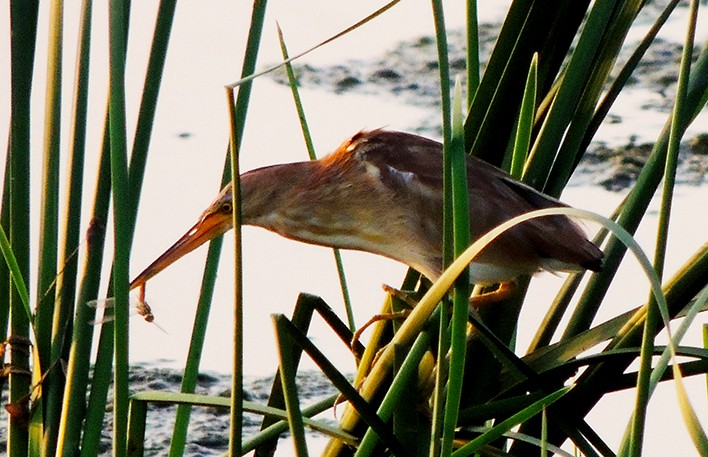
left=221, top=202, right=232, bottom=214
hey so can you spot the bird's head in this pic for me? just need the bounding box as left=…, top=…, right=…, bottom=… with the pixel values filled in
left=129, top=185, right=235, bottom=290
left=129, top=161, right=314, bottom=290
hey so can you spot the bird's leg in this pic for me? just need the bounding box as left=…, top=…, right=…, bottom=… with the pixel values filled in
left=468, top=281, right=515, bottom=310
left=350, top=311, right=410, bottom=351
left=352, top=281, right=515, bottom=350
left=340, top=285, right=436, bottom=420
left=353, top=281, right=515, bottom=350
left=349, top=284, right=417, bottom=350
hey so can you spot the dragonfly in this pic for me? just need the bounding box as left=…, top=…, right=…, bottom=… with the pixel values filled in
left=87, top=284, right=167, bottom=333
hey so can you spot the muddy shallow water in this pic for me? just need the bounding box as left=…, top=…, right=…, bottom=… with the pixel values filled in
left=89, top=365, right=337, bottom=456
left=0, top=366, right=247, bottom=456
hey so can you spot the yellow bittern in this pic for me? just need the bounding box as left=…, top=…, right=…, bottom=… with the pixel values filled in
left=130, top=129, right=602, bottom=294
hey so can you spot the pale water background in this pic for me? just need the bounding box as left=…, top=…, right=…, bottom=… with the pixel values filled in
left=1, top=1, right=707, bottom=455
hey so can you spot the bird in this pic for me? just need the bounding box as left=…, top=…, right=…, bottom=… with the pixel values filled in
left=129, top=129, right=602, bottom=295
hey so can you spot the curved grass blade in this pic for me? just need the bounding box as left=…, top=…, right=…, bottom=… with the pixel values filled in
left=331, top=208, right=616, bottom=452
left=244, top=394, right=354, bottom=452
left=451, top=386, right=573, bottom=457
left=0, top=225, right=31, bottom=322
left=624, top=2, right=701, bottom=453
left=563, top=42, right=708, bottom=341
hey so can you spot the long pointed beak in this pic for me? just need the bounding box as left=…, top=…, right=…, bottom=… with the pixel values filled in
left=130, top=211, right=232, bottom=290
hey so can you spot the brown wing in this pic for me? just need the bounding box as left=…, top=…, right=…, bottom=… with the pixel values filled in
left=350, top=130, right=602, bottom=274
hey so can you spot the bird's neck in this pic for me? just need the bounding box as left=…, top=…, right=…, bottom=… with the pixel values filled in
left=240, top=161, right=316, bottom=225
left=240, top=158, right=387, bottom=250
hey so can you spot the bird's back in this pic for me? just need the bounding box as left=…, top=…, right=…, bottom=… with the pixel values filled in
left=331, top=130, right=603, bottom=283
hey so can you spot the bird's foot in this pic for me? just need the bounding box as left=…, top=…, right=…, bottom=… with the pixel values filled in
left=381, top=283, right=421, bottom=308
left=350, top=310, right=410, bottom=351
left=349, top=284, right=417, bottom=352
left=468, top=281, right=515, bottom=310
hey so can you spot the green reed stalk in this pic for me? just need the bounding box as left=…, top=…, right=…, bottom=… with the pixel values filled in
left=228, top=4, right=268, bottom=454
left=545, top=0, right=645, bottom=193
left=127, top=0, right=177, bottom=205
left=35, top=0, right=63, bottom=379
left=625, top=2, right=699, bottom=455
left=73, top=121, right=113, bottom=457
left=465, top=0, right=479, bottom=103
left=107, top=1, right=131, bottom=455
left=524, top=0, right=619, bottom=190
left=429, top=1, right=453, bottom=454
left=226, top=87, right=245, bottom=456
left=441, top=80, right=470, bottom=457
left=510, top=53, right=536, bottom=180
left=272, top=316, right=309, bottom=456
left=7, top=2, right=39, bottom=456
left=277, top=27, right=356, bottom=332
left=43, top=0, right=92, bottom=452
left=168, top=175, right=227, bottom=457
left=169, top=3, right=268, bottom=455
left=71, top=2, right=174, bottom=453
